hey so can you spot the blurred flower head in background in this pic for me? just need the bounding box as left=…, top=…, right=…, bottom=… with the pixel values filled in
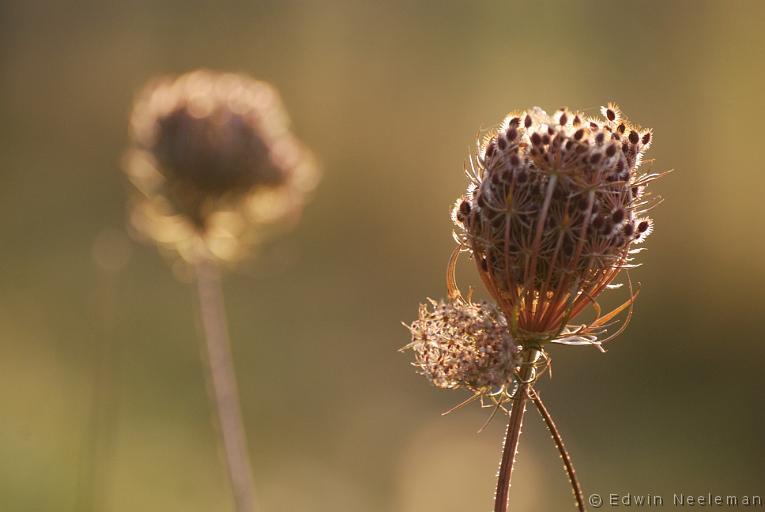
left=452, top=104, right=662, bottom=347
left=125, top=69, right=318, bottom=265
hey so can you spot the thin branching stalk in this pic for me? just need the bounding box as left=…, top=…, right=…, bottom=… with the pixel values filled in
left=196, top=259, right=256, bottom=512
left=494, top=348, right=539, bottom=512
left=529, top=388, right=586, bottom=512
left=494, top=386, right=528, bottom=512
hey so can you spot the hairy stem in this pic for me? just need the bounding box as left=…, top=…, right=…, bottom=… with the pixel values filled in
left=529, top=388, right=586, bottom=512
left=494, top=348, right=539, bottom=512
left=196, top=259, right=256, bottom=512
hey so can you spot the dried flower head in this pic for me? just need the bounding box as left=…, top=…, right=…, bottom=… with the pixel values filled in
left=125, top=70, right=318, bottom=263
left=403, top=104, right=663, bottom=512
left=404, top=298, right=520, bottom=392
left=452, top=104, right=662, bottom=346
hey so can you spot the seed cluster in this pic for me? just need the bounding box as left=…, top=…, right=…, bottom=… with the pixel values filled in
left=452, top=104, right=656, bottom=337
left=125, top=70, right=317, bottom=263
left=406, top=299, right=519, bottom=392
left=148, top=87, right=287, bottom=197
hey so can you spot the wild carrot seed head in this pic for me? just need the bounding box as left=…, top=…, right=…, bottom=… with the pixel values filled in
left=125, top=70, right=317, bottom=264
left=405, top=299, right=520, bottom=392
left=453, top=104, right=658, bottom=342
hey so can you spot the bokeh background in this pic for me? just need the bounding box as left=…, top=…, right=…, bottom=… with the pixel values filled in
left=1, top=1, right=763, bottom=510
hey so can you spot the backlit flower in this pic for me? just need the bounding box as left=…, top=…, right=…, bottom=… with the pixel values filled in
left=125, top=70, right=317, bottom=264
left=405, top=298, right=520, bottom=392
left=451, top=104, right=661, bottom=346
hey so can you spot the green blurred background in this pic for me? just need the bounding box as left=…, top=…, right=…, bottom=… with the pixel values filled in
left=1, top=0, right=763, bottom=510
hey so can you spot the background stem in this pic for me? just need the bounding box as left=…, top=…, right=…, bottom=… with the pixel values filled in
left=494, top=348, right=539, bottom=512
left=530, top=388, right=586, bottom=512
left=196, top=259, right=257, bottom=512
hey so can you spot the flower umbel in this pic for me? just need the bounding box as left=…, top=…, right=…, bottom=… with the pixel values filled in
left=123, top=71, right=320, bottom=512
left=403, top=104, right=663, bottom=512
left=405, top=298, right=520, bottom=392
left=125, top=70, right=317, bottom=263
left=452, top=104, right=660, bottom=345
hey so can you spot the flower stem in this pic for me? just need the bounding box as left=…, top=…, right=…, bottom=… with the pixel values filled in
left=529, top=388, right=586, bottom=512
left=494, top=348, right=539, bottom=512
left=195, top=259, right=256, bottom=512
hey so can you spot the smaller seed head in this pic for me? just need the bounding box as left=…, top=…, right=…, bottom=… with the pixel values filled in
left=406, top=299, right=519, bottom=391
